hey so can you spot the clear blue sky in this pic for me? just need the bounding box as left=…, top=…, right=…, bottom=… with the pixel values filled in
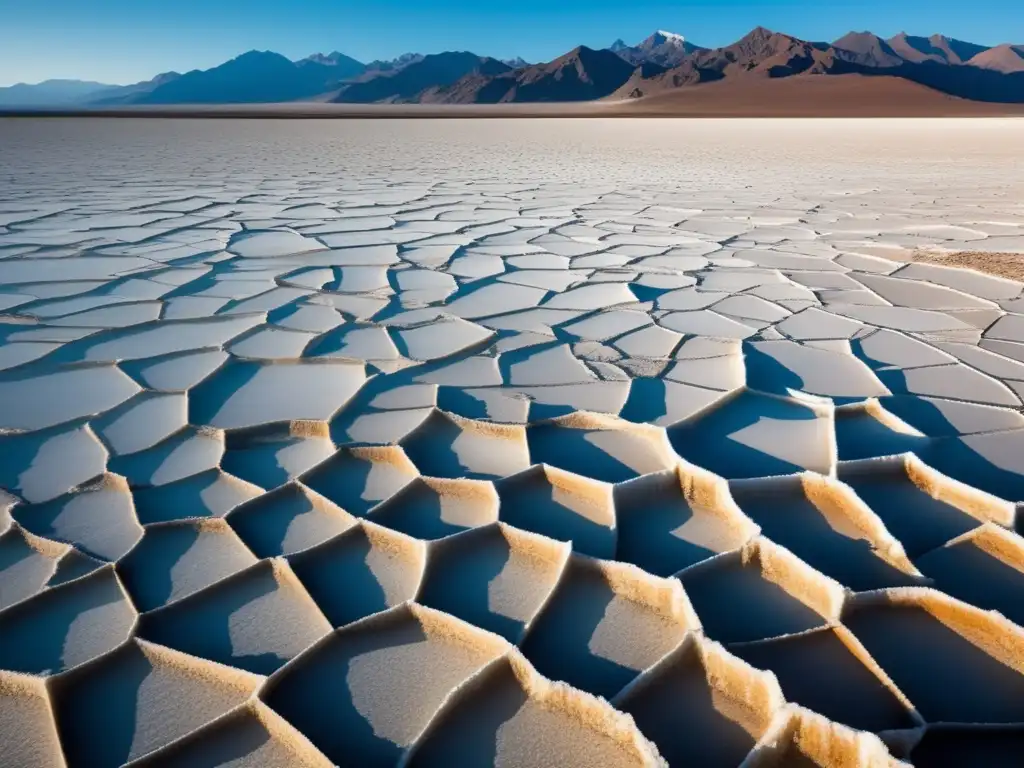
left=3, top=0, right=1021, bottom=86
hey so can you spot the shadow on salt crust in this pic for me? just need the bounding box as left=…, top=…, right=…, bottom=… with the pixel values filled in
left=910, top=724, right=1024, bottom=767
left=400, top=411, right=531, bottom=481
left=0, top=364, right=141, bottom=432
left=125, top=700, right=333, bottom=768
left=0, top=524, right=68, bottom=610
left=91, top=391, right=189, bottom=457
left=404, top=650, right=665, bottom=768
left=614, top=464, right=758, bottom=577
left=368, top=476, right=499, bottom=540
left=525, top=412, right=678, bottom=484
left=838, top=455, right=1015, bottom=559
left=668, top=389, right=835, bottom=479
left=299, top=445, right=420, bottom=517
left=678, top=538, right=842, bottom=644
left=496, top=464, right=616, bottom=559
left=729, top=475, right=922, bottom=592
left=833, top=400, right=932, bottom=461
left=69, top=315, right=263, bottom=366
left=842, top=589, right=1024, bottom=724
left=520, top=555, right=696, bottom=699
left=221, top=422, right=336, bottom=490
left=620, top=376, right=733, bottom=427
left=0, top=421, right=109, bottom=504
left=915, top=524, right=1024, bottom=626
left=923, top=429, right=1024, bottom=503
left=614, top=634, right=784, bottom=768
left=417, top=523, right=571, bottom=643
left=520, top=381, right=633, bottom=422
left=130, top=469, right=263, bottom=525
left=136, top=559, right=331, bottom=675
left=187, top=358, right=366, bottom=430
left=260, top=603, right=509, bottom=766
left=50, top=638, right=261, bottom=768
left=730, top=626, right=920, bottom=735
left=305, top=321, right=400, bottom=362
left=743, top=340, right=889, bottom=403
left=287, top=521, right=426, bottom=627
left=15, top=473, right=143, bottom=562
left=117, top=518, right=258, bottom=612
left=878, top=394, right=1024, bottom=439
left=0, top=565, right=136, bottom=675
left=48, top=548, right=106, bottom=588
left=225, top=482, right=355, bottom=558
left=108, top=426, right=224, bottom=488
left=436, top=383, right=532, bottom=424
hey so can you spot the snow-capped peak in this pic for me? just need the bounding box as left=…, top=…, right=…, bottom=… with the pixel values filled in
left=654, top=30, right=686, bottom=44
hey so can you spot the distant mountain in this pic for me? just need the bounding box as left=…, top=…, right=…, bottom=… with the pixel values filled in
left=0, top=79, right=113, bottom=106
left=613, top=27, right=833, bottom=99
left=332, top=51, right=510, bottom=103
left=608, top=30, right=704, bottom=68
left=114, top=50, right=362, bottom=104
left=613, top=61, right=718, bottom=99
left=687, top=27, right=837, bottom=77
left=359, top=53, right=425, bottom=79
left=300, top=50, right=366, bottom=78
left=87, top=72, right=183, bottom=105
left=886, top=33, right=989, bottom=65
left=5, top=27, right=1023, bottom=110
left=832, top=31, right=905, bottom=68
left=507, top=47, right=636, bottom=101
left=422, top=46, right=635, bottom=104
left=617, top=26, right=1024, bottom=104
left=968, top=44, right=1024, bottom=73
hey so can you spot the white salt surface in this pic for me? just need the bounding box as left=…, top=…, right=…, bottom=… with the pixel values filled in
left=2, top=118, right=1024, bottom=768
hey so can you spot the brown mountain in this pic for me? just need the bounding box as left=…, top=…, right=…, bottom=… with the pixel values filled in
left=832, top=32, right=905, bottom=67
left=612, top=61, right=710, bottom=100
left=886, top=33, right=990, bottom=64
left=422, top=46, right=635, bottom=104
left=33, top=27, right=1018, bottom=110
left=612, top=27, right=1024, bottom=105
left=689, top=27, right=840, bottom=77
left=968, top=45, right=1024, bottom=74
left=615, top=27, right=841, bottom=99
left=331, top=52, right=510, bottom=103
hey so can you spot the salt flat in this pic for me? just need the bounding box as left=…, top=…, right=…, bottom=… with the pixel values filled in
left=2, top=118, right=1024, bottom=767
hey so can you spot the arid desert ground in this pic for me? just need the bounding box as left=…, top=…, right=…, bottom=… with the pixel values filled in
left=2, top=117, right=1024, bottom=767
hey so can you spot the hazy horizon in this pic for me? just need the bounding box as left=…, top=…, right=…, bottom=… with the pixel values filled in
left=3, top=0, right=1021, bottom=87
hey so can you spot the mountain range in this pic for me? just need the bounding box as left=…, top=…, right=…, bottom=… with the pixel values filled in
left=2, top=28, right=1023, bottom=108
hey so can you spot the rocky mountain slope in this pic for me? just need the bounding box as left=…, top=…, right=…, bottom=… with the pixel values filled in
left=7, top=27, right=1023, bottom=107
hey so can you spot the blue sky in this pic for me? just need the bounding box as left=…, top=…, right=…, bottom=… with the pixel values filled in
left=3, top=0, right=1021, bottom=86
